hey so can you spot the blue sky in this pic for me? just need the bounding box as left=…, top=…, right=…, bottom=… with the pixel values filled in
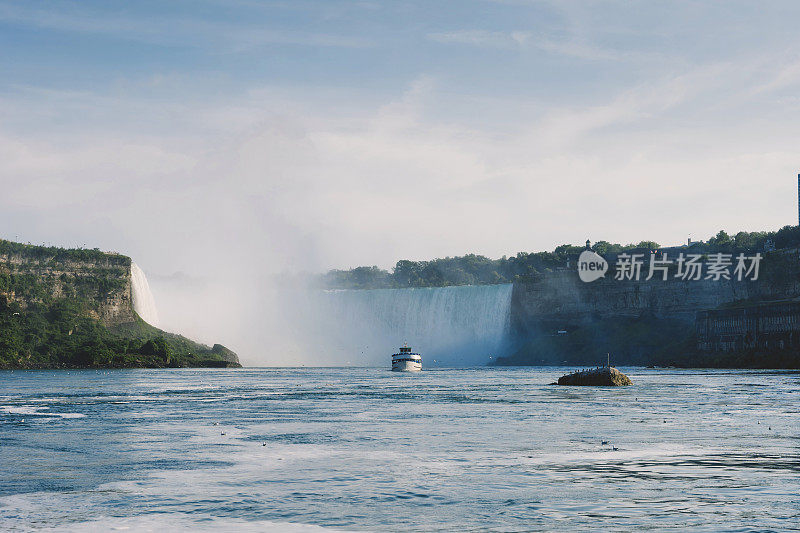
left=1, top=1, right=796, bottom=100
left=3, top=1, right=800, bottom=356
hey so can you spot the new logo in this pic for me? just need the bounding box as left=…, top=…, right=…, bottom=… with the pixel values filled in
left=577, top=250, right=608, bottom=283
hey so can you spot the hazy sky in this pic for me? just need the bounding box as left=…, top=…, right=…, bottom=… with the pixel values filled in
left=2, top=1, right=800, bottom=360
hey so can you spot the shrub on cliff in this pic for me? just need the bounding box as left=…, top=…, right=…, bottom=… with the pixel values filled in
left=0, top=298, right=236, bottom=369
left=139, top=336, right=172, bottom=364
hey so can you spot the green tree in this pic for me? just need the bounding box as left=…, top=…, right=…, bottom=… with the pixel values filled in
left=140, top=336, right=172, bottom=364
left=774, top=225, right=800, bottom=249
left=707, top=230, right=732, bottom=249
left=634, top=241, right=660, bottom=251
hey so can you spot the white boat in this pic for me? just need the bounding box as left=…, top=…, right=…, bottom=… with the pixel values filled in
left=391, top=344, right=422, bottom=372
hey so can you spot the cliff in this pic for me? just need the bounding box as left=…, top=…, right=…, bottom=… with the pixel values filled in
left=499, top=251, right=800, bottom=367
left=514, top=250, right=800, bottom=328
left=0, top=240, right=137, bottom=325
left=0, top=239, right=240, bottom=369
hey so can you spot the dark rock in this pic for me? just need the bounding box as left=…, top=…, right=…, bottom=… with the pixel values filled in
left=557, top=367, right=632, bottom=386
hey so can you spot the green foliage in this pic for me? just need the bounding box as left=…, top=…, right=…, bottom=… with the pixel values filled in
left=707, top=230, right=732, bottom=250
left=0, top=299, right=237, bottom=369
left=773, top=225, right=800, bottom=249
left=0, top=239, right=130, bottom=267
left=0, top=242, right=128, bottom=309
left=321, top=241, right=675, bottom=289
left=591, top=241, right=621, bottom=255
left=689, top=226, right=800, bottom=255
left=635, top=240, right=660, bottom=250
left=553, top=244, right=584, bottom=256
left=323, top=266, right=393, bottom=289
left=319, top=224, right=800, bottom=289
left=732, top=231, right=765, bottom=250
left=140, top=336, right=172, bottom=364
left=0, top=298, right=114, bottom=368
left=0, top=239, right=238, bottom=369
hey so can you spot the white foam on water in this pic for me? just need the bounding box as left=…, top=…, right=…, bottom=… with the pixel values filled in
left=1, top=405, right=41, bottom=416
left=56, top=412, right=86, bottom=418
left=0, top=497, right=357, bottom=533
left=0, top=405, right=85, bottom=418
left=46, top=514, right=358, bottom=532
left=131, top=262, right=160, bottom=327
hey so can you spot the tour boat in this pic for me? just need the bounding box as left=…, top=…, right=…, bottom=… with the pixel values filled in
left=391, top=344, right=422, bottom=372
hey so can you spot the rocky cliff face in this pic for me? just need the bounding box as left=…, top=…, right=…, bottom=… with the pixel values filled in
left=0, top=240, right=240, bottom=368
left=501, top=252, right=800, bottom=366
left=0, top=244, right=137, bottom=326
left=512, top=273, right=747, bottom=335
left=511, top=253, right=800, bottom=337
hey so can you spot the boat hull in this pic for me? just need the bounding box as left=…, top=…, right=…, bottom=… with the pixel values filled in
left=391, top=360, right=422, bottom=372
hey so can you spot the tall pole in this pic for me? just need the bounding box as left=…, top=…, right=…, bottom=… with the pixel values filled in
left=797, top=173, right=799, bottom=226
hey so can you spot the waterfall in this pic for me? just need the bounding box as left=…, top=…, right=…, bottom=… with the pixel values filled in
left=131, top=262, right=160, bottom=327
left=303, top=284, right=514, bottom=366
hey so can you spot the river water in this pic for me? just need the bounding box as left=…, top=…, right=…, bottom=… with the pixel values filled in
left=1, top=368, right=798, bottom=531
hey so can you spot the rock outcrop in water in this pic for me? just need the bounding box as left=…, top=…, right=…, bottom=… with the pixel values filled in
left=557, top=367, right=632, bottom=386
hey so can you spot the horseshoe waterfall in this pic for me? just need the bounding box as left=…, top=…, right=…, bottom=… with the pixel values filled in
left=304, top=283, right=514, bottom=366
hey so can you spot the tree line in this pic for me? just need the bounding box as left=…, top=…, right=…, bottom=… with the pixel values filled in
left=316, top=225, right=800, bottom=289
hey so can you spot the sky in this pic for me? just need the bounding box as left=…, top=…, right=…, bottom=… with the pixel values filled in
left=2, top=1, right=800, bottom=361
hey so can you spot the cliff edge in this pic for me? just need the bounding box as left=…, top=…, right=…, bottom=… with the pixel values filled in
left=0, top=239, right=240, bottom=369
left=497, top=249, right=800, bottom=368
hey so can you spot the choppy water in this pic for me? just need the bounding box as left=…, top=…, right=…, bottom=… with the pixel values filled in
left=1, top=368, right=798, bottom=532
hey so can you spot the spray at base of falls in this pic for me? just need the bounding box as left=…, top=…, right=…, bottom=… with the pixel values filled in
left=303, top=283, right=514, bottom=366
left=131, top=262, right=160, bottom=327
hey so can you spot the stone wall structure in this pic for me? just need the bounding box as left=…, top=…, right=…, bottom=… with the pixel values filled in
left=696, top=302, right=800, bottom=352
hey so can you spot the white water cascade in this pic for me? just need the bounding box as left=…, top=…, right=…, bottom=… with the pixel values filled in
left=131, top=262, right=160, bottom=327
left=303, top=283, right=514, bottom=366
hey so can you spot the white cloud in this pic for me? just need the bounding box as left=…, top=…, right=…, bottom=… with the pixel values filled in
left=427, top=27, right=654, bottom=63
left=428, top=30, right=532, bottom=49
